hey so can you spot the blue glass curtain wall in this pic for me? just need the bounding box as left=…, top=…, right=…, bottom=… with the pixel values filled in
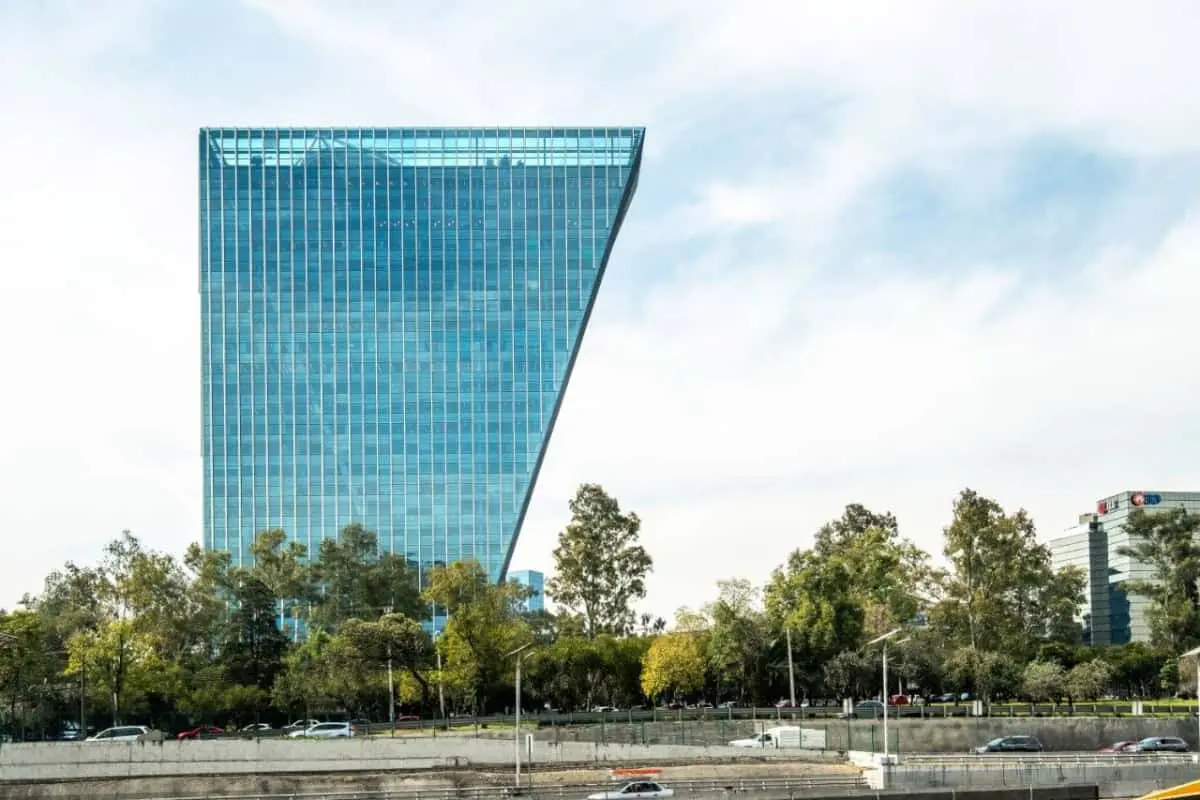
left=199, top=127, right=644, bottom=587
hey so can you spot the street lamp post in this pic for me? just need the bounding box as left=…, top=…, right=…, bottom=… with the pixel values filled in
left=506, top=643, right=533, bottom=788
left=785, top=627, right=797, bottom=708
left=1180, top=645, right=1200, bottom=751
left=383, top=606, right=395, bottom=728
left=867, top=628, right=906, bottom=764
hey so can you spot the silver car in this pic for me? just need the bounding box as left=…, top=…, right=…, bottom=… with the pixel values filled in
left=288, top=721, right=356, bottom=738
left=86, top=725, right=151, bottom=742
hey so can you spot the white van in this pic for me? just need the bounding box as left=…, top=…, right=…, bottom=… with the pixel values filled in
left=728, top=725, right=824, bottom=750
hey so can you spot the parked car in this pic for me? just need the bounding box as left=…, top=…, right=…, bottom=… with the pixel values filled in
left=1132, top=736, right=1189, bottom=752
left=283, top=719, right=321, bottom=730
left=288, top=721, right=356, bottom=739
left=1098, top=740, right=1138, bottom=753
left=586, top=782, right=675, bottom=800
left=177, top=726, right=223, bottom=740
left=86, top=726, right=152, bottom=742
left=838, top=700, right=887, bottom=719
left=972, top=735, right=1044, bottom=754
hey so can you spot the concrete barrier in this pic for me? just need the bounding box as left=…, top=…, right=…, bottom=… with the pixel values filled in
left=880, top=760, right=1198, bottom=798
left=0, top=738, right=820, bottom=783
left=547, top=717, right=1200, bottom=753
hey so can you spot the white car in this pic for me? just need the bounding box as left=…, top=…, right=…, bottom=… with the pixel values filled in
left=86, top=725, right=151, bottom=742
left=289, top=721, right=356, bottom=738
left=587, top=782, right=675, bottom=800
left=241, top=723, right=272, bottom=732
left=284, top=719, right=321, bottom=730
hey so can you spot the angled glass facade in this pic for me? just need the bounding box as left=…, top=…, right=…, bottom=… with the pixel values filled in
left=200, top=127, right=644, bottom=596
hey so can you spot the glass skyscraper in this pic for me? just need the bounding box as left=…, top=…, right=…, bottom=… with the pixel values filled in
left=199, top=127, right=644, bottom=591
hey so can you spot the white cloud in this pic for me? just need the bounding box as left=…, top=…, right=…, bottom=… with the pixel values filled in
left=1, top=0, right=1199, bottom=620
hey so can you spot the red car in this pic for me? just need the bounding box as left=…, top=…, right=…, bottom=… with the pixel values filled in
left=1098, top=740, right=1138, bottom=753
left=177, top=726, right=224, bottom=740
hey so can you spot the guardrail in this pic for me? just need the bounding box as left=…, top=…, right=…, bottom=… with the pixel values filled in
left=899, top=752, right=1197, bottom=766
left=121, top=775, right=872, bottom=800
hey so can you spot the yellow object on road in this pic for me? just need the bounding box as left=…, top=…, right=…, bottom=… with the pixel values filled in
left=1136, top=777, right=1200, bottom=800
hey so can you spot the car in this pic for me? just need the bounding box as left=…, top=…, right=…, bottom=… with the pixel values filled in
left=177, top=725, right=223, bottom=740
left=586, top=781, right=675, bottom=800
left=241, top=723, right=273, bottom=732
left=592, top=705, right=618, bottom=713
left=86, top=725, right=152, bottom=742
left=1132, top=736, right=1189, bottom=752
left=972, top=735, right=1044, bottom=754
left=288, top=721, right=356, bottom=739
left=283, top=719, right=321, bottom=730
left=838, top=700, right=886, bottom=719
left=1098, top=740, right=1138, bottom=753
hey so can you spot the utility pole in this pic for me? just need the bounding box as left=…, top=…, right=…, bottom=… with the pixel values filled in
left=867, top=628, right=907, bottom=764
left=383, top=606, right=395, bottom=726
left=506, top=643, right=533, bottom=788
left=785, top=627, right=796, bottom=708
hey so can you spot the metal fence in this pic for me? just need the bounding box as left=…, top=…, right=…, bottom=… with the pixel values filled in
left=103, top=775, right=871, bottom=800
left=520, top=718, right=899, bottom=754
left=899, top=752, right=1198, bottom=766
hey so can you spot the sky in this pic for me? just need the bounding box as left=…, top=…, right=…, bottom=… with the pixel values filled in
left=2, top=0, right=1200, bottom=619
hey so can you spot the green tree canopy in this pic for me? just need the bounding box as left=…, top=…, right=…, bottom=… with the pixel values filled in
left=546, top=484, right=652, bottom=638
left=934, top=489, right=1085, bottom=657
left=1116, top=508, right=1200, bottom=652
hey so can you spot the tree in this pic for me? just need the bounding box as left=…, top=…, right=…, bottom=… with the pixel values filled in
left=1021, top=661, right=1065, bottom=702
left=1116, top=508, right=1200, bottom=652
left=0, top=610, right=59, bottom=738
left=272, top=629, right=340, bottom=718
left=310, top=524, right=423, bottom=631
left=340, top=613, right=435, bottom=712
left=64, top=618, right=167, bottom=724
left=893, top=634, right=946, bottom=697
left=641, top=632, right=705, bottom=702
left=546, top=484, right=652, bottom=638
left=764, top=551, right=864, bottom=675
left=934, top=489, right=1084, bottom=657
left=1105, top=643, right=1168, bottom=698
left=706, top=579, right=771, bottom=705
left=422, top=561, right=530, bottom=712
left=220, top=575, right=289, bottom=691
left=245, top=529, right=314, bottom=640
left=812, top=505, right=940, bottom=634
left=823, top=651, right=876, bottom=699
left=1066, top=659, right=1112, bottom=701
left=944, top=647, right=1021, bottom=702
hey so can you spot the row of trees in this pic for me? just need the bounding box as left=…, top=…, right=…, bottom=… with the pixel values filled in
left=2, top=485, right=1200, bottom=737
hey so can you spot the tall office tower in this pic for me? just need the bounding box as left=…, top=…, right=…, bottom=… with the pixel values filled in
left=200, top=128, right=644, bottom=596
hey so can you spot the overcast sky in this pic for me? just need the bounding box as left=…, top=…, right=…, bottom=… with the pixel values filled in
left=2, top=0, right=1199, bottom=618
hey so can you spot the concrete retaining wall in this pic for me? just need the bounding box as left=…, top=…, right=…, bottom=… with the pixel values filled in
left=883, top=762, right=1199, bottom=798
left=546, top=718, right=1200, bottom=753
left=0, top=738, right=810, bottom=783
